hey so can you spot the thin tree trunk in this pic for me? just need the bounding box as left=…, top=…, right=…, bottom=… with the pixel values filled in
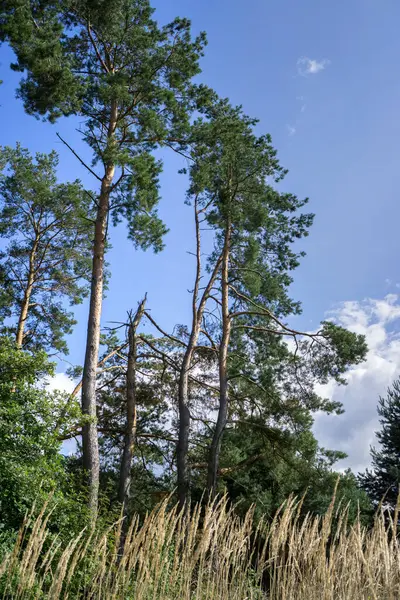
left=177, top=199, right=222, bottom=509
left=16, top=235, right=39, bottom=347
left=81, top=101, right=118, bottom=519
left=177, top=337, right=198, bottom=509
left=207, top=222, right=231, bottom=498
left=118, top=297, right=146, bottom=510
left=177, top=201, right=202, bottom=510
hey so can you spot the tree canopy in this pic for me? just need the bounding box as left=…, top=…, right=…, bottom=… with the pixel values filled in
left=0, top=0, right=376, bottom=537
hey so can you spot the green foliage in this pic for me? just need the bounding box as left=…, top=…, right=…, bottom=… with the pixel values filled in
left=0, top=337, right=61, bottom=528
left=185, top=100, right=366, bottom=387
left=1, top=0, right=210, bottom=253
left=178, top=99, right=367, bottom=506
left=308, top=320, right=368, bottom=385
left=94, top=329, right=179, bottom=515
left=189, top=409, right=372, bottom=524
left=0, top=144, right=93, bottom=353
left=0, top=336, right=96, bottom=541
left=187, top=100, right=312, bottom=315
left=359, top=378, right=400, bottom=509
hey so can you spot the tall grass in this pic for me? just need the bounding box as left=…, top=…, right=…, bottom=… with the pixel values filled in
left=1, top=492, right=399, bottom=599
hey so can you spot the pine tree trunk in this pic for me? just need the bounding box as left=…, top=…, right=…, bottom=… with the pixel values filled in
left=177, top=339, right=197, bottom=509
left=81, top=178, right=109, bottom=518
left=177, top=202, right=222, bottom=509
left=177, top=202, right=202, bottom=509
left=81, top=102, right=118, bottom=519
left=16, top=235, right=39, bottom=347
left=207, top=223, right=231, bottom=498
left=118, top=298, right=146, bottom=509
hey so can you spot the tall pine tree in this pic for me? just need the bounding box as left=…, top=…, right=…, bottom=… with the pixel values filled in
left=181, top=100, right=367, bottom=500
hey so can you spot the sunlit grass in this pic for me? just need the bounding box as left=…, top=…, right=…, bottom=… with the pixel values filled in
left=1, top=491, right=399, bottom=599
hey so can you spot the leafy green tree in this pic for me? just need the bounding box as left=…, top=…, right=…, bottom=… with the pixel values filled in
left=0, top=336, right=84, bottom=533
left=0, top=144, right=92, bottom=354
left=1, top=0, right=209, bottom=514
left=359, top=378, right=400, bottom=509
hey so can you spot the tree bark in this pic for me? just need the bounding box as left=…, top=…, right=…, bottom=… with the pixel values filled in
left=177, top=200, right=222, bottom=509
left=207, top=222, right=231, bottom=498
left=118, top=297, right=146, bottom=509
left=177, top=335, right=198, bottom=509
left=81, top=101, right=118, bottom=519
left=15, top=235, right=39, bottom=347
left=177, top=202, right=202, bottom=510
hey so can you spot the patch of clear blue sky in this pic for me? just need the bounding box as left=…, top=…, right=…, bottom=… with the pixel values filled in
left=1, top=0, right=400, bottom=370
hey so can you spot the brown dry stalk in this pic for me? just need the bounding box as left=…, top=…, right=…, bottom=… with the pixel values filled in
left=1, top=494, right=400, bottom=599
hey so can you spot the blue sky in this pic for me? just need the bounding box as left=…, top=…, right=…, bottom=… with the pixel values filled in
left=2, top=0, right=400, bottom=469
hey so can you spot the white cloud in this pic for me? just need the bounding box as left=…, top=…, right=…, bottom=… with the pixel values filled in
left=44, top=373, right=79, bottom=456
left=45, top=372, right=76, bottom=394
left=286, top=124, right=296, bottom=136
left=313, top=294, right=400, bottom=474
left=297, top=56, right=330, bottom=76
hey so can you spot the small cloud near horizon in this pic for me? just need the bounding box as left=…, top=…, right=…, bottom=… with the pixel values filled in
left=297, top=56, right=330, bottom=76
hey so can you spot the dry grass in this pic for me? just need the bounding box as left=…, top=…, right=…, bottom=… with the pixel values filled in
left=1, top=492, right=399, bottom=599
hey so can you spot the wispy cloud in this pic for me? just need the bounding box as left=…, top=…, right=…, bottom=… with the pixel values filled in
left=296, top=96, right=307, bottom=113
left=286, top=124, right=296, bottom=136
left=383, top=278, right=400, bottom=289
left=297, top=56, right=330, bottom=76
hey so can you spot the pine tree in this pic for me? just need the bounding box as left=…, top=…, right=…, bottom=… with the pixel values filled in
left=181, top=100, right=367, bottom=500
left=190, top=419, right=372, bottom=524
left=93, top=319, right=181, bottom=514
left=0, top=144, right=92, bottom=354
left=359, top=378, right=400, bottom=509
left=1, top=0, right=208, bottom=515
